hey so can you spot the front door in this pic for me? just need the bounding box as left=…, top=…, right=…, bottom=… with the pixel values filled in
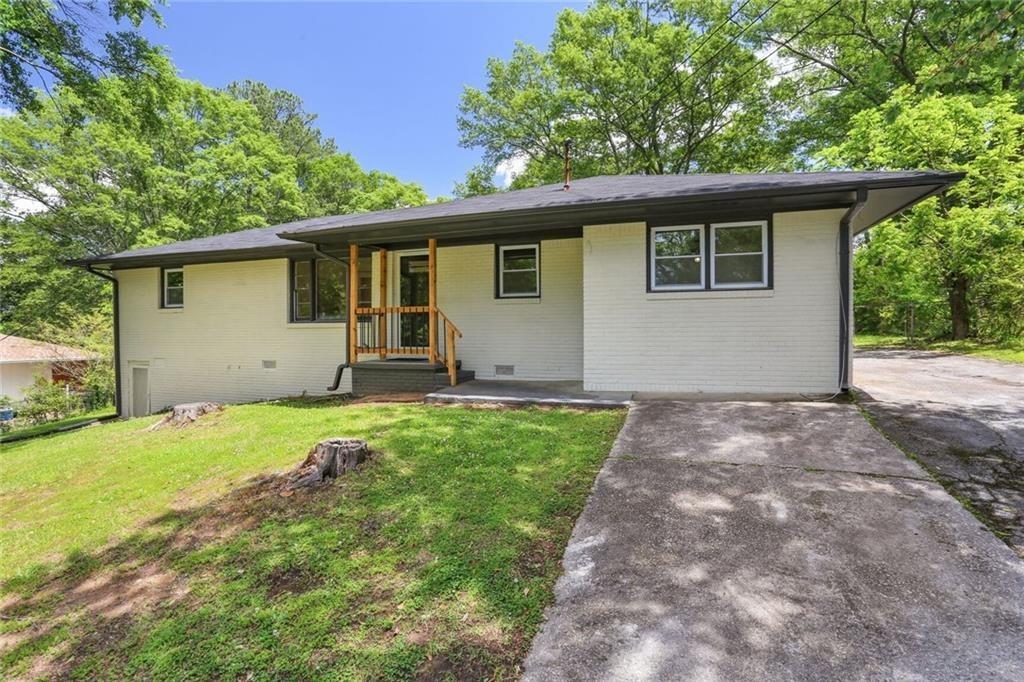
left=399, top=254, right=430, bottom=349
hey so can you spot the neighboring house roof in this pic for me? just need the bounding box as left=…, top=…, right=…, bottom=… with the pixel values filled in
left=0, top=335, right=96, bottom=364
left=73, top=171, right=963, bottom=269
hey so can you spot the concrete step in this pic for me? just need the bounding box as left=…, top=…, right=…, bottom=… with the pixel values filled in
left=433, top=369, right=475, bottom=386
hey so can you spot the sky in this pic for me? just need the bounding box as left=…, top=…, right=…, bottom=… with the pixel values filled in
left=141, top=1, right=587, bottom=198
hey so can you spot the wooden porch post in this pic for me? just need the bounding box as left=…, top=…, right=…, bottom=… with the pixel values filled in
left=428, top=238, right=437, bottom=364
left=349, top=243, right=358, bottom=365
left=378, top=248, right=387, bottom=359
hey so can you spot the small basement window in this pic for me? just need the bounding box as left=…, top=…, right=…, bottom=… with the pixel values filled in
left=291, top=258, right=347, bottom=322
left=710, top=221, right=768, bottom=289
left=161, top=267, right=184, bottom=308
left=496, top=244, right=540, bottom=298
left=650, top=225, right=703, bottom=290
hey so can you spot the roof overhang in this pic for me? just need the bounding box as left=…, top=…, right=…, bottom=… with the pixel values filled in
left=69, top=171, right=963, bottom=269
left=67, top=243, right=318, bottom=271
left=280, top=175, right=960, bottom=250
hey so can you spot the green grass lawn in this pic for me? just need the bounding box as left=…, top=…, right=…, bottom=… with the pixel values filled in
left=0, top=407, right=116, bottom=444
left=854, top=334, right=1024, bottom=364
left=0, top=398, right=625, bottom=680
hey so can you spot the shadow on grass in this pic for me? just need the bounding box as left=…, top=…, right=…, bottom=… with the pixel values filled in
left=1, top=404, right=624, bottom=680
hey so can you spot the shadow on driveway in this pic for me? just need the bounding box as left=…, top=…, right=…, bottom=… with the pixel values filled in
left=854, top=349, right=1024, bottom=556
left=524, top=401, right=1024, bottom=681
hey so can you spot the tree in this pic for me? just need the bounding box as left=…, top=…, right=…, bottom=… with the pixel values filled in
left=0, top=65, right=429, bottom=336
left=458, top=0, right=795, bottom=185
left=753, top=0, right=1024, bottom=153
left=226, top=80, right=427, bottom=215
left=0, top=64, right=307, bottom=334
left=453, top=163, right=500, bottom=198
left=825, top=89, right=1024, bottom=340
left=1, top=0, right=164, bottom=115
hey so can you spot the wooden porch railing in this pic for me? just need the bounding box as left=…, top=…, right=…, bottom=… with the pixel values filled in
left=352, top=306, right=462, bottom=385
left=348, top=239, right=463, bottom=386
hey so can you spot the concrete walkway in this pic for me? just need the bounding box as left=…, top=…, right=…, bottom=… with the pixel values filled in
left=524, top=401, right=1024, bottom=681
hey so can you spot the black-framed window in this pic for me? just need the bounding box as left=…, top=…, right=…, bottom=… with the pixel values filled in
left=161, top=267, right=184, bottom=308
left=648, top=219, right=771, bottom=292
left=290, top=258, right=346, bottom=322
left=496, top=244, right=540, bottom=298
left=650, top=225, right=704, bottom=290
left=710, top=221, right=768, bottom=289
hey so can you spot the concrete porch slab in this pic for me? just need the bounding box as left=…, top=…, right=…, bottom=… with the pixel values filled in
left=425, top=380, right=633, bottom=408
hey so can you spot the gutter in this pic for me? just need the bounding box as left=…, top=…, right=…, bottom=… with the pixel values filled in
left=838, top=188, right=868, bottom=392
left=83, top=265, right=123, bottom=417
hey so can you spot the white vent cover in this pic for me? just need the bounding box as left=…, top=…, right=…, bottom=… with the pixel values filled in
left=495, top=364, right=515, bottom=376
left=262, top=360, right=277, bottom=369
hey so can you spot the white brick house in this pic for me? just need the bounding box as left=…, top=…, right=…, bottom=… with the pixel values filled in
left=73, top=172, right=961, bottom=416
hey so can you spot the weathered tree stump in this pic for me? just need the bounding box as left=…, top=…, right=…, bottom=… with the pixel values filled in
left=288, top=438, right=370, bottom=489
left=147, top=402, right=222, bottom=430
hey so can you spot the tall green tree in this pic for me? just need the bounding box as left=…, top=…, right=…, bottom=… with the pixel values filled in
left=0, top=65, right=429, bottom=336
left=458, top=0, right=795, bottom=186
left=226, top=79, right=426, bottom=215
left=825, top=89, right=1024, bottom=340
left=1, top=0, right=164, bottom=115
left=753, top=0, right=1023, bottom=153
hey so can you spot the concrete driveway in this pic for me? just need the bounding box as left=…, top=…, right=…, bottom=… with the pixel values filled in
left=524, top=401, right=1024, bottom=681
left=855, top=349, right=1024, bottom=556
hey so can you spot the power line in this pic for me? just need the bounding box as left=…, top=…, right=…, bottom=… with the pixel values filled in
left=696, top=0, right=841, bottom=119
left=609, top=0, right=760, bottom=128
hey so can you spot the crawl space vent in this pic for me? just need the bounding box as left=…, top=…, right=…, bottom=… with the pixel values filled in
left=262, top=360, right=277, bottom=370
left=494, top=364, right=515, bottom=376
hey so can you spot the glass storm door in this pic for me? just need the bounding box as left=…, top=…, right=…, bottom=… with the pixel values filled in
left=399, top=254, right=430, bottom=349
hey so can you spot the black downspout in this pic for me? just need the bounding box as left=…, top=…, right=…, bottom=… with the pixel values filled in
left=85, top=265, right=122, bottom=417
left=839, top=188, right=868, bottom=392
left=312, top=244, right=350, bottom=390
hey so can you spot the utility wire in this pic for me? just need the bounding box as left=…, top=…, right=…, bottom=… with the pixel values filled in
left=608, top=0, right=761, bottom=130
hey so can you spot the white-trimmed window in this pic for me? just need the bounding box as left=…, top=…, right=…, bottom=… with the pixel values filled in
left=650, top=225, right=704, bottom=290
left=161, top=267, right=184, bottom=308
left=710, top=221, right=768, bottom=289
left=497, top=244, right=540, bottom=298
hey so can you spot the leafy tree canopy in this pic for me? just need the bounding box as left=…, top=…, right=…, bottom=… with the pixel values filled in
left=458, top=0, right=796, bottom=189
left=0, top=62, right=426, bottom=336
left=0, top=0, right=165, bottom=115
left=753, top=0, right=1024, bottom=152
left=825, top=88, right=1024, bottom=339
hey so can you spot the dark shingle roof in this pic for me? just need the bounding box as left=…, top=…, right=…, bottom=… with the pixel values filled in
left=74, top=171, right=962, bottom=268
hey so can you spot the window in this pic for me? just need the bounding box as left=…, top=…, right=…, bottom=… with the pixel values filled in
left=711, top=221, right=768, bottom=289
left=648, top=220, right=771, bottom=292
left=497, top=244, right=539, bottom=298
left=291, top=258, right=347, bottom=322
left=650, top=226, right=703, bottom=290
left=161, top=267, right=184, bottom=308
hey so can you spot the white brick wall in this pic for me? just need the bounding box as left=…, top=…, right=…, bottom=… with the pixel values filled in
left=115, top=210, right=843, bottom=405
left=117, top=259, right=349, bottom=413
left=581, top=210, right=845, bottom=393
left=423, top=238, right=583, bottom=380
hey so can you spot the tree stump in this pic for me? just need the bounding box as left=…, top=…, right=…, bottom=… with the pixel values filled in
left=288, top=438, right=370, bottom=489
left=147, top=402, right=222, bottom=430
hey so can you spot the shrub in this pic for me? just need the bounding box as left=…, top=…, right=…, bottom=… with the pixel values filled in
left=19, top=377, right=83, bottom=424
